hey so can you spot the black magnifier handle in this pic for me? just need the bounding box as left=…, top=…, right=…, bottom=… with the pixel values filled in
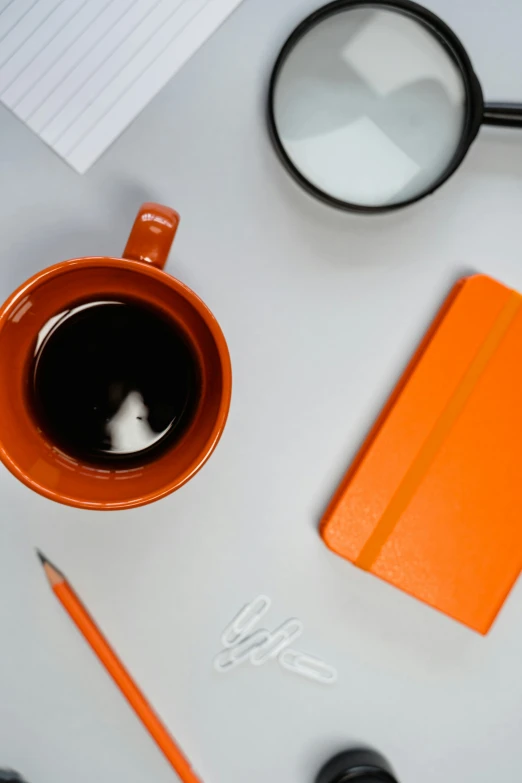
left=483, top=102, right=522, bottom=128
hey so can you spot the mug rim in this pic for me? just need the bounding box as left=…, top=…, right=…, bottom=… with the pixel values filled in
left=0, top=256, right=232, bottom=510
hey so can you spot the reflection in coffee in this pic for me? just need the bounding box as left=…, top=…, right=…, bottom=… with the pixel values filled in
left=31, top=300, right=200, bottom=466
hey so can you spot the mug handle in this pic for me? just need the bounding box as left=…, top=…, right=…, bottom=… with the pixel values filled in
left=123, top=202, right=180, bottom=270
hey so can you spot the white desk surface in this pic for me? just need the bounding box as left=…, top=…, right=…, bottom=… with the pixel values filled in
left=1, top=1, right=522, bottom=782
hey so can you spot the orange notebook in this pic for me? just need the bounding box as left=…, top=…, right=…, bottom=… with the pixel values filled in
left=321, top=274, right=522, bottom=634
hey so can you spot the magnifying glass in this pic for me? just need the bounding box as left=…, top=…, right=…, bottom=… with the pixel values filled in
left=268, top=0, right=522, bottom=212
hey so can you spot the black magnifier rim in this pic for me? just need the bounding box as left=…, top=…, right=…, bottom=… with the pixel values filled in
left=267, top=0, right=484, bottom=213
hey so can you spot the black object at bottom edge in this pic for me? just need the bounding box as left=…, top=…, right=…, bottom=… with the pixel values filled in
left=316, top=749, right=398, bottom=783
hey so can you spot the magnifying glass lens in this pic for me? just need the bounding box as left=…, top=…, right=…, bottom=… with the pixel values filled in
left=272, top=6, right=468, bottom=208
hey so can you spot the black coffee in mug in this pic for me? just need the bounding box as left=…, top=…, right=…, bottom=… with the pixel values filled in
left=31, top=300, right=200, bottom=467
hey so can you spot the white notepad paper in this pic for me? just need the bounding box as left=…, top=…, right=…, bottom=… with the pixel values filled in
left=0, top=0, right=244, bottom=173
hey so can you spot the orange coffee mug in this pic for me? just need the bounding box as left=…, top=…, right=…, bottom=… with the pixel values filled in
left=0, top=203, right=231, bottom=510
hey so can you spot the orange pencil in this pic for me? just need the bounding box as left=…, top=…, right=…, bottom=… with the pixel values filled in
left=37, top=551, right=201, bottom=783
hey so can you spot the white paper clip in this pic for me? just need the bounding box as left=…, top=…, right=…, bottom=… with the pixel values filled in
left=220, top=595, right=271, bottom=648
left=214, top=629, right=271, bottom=673
left=279, top=649, right=337, bottom=685
left=250, top=618, right=304, bottom=666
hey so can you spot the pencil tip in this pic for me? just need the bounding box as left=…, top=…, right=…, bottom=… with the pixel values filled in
left=36, top=548, right=48, bottom=566
left=35, top=550, right=64, bottom=585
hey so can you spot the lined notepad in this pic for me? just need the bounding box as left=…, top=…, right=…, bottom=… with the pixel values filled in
left=0, top=0, right=244, bottom=173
